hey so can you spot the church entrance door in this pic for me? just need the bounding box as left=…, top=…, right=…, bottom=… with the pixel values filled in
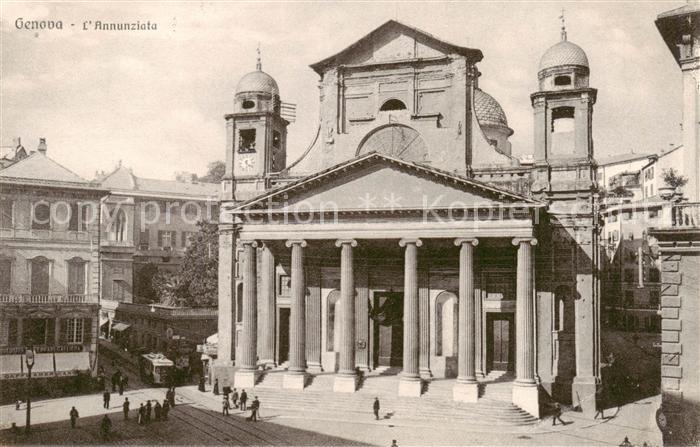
left=277, top=307, right=290, bottom=365
left=486, top=313, right=514, bottom=372
left=371, top=292, right=403, bottom=368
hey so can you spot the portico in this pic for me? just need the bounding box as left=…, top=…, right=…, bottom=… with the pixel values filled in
left=218, top=153, right=545, bottom=413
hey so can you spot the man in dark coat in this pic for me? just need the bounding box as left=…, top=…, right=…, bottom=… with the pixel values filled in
left=137, top=403, right=145, bottom=425
left=100, top=414, right=112, bottom=439
left=552, top=402, right=566, bottom=426
left=145, top=400, right=152, bottom=423
left=69, top=407, right=79, bottom=428
left=223, top=396, right=230, bottom=415
left=111, top=372, right=118, bottom=392
left=118, top=376, right=125, bottom=395
left=169, top=387, right=176, bottom=407
left=232, top=388, right=239, bottom=408
left=240, top=389, right=248, bottom=411
left=249, top=396, right=260, bottom=422
left=103, top=390, right=111, bottom=409
left=154, top=401, right=162, bottom=421
left=373, top=397, right=380, bottom=420
left=162, top=399, right=170, bottom=420
left=213, top=378, right=219, bottom=395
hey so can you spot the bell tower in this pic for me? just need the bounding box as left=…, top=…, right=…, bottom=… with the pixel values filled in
left=530, top=17, right=597, bottom=201
left=224, top=48, right=288, bottom=198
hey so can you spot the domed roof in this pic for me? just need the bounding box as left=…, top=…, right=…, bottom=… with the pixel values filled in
left=539, top=40, right=589, bottom=72
left=235, top=69, right=279, bottom=96
left=474, top=88, right=509, bottom=128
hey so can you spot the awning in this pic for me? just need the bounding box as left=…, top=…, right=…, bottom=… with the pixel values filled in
left=111, top=322, right=131, bottom=332
left=0, top=352, right=90, bottom=379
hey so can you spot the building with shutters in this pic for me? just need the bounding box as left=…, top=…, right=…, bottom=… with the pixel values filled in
left=0, top=139, right=104, bottom=385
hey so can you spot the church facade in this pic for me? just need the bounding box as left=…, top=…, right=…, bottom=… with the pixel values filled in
left=215, top=20, right=602, bottom=418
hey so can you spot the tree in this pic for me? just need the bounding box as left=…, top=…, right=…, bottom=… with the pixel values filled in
left=133, top=263, right=159, bottom=303
left=199, top=161, right=226, bottom=183
left=152, top=271, right=185, bottom=307
left=662, top=168, right=688, bottom=190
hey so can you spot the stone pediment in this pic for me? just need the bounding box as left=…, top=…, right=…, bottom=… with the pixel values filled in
left=310, top=20, right=482, bottom=74
left=234, top=153, right=540, bottom=214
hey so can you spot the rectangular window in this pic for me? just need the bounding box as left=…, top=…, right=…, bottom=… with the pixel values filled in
left=238, top=129, right=257, bottom=153
left=0, top=259, right=10, bottom=294
left=66, top=318, right=84, bottom=344
left=0, top=200, right=12, bottom=229
left=278, top=275, right=291, bottom=296
left=139, top=229, right=150, bottom=250
left=158, top=230, right=174, bottom=249
left=32, top=202, right=51, bottom=230
left=67, top=261, right=86, bottom=295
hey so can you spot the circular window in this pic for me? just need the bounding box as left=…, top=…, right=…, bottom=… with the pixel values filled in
left=242, top=100, right=255, bottom=110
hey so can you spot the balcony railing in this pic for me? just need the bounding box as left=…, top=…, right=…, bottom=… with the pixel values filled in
left=0, top=294, right=98, bottom=304
left=672, top=202, right=700, bottom=228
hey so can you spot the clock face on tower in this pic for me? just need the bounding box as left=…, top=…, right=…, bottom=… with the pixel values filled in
left=237, top=154, right=256, bottom=173
left=357, top=125, right=428, bottom=162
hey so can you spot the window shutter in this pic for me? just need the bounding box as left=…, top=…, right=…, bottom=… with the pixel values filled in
left=83, top=318, right=92, bottom=344
left=59, top=318, right=68, bottom=344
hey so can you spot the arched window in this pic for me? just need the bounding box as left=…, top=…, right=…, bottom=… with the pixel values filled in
left=551, top=107, right=575, bottom=133
left=554, top=285, right=573, bottom=332
left=379, top=99, right=407, bottom=112
left=326, top=290, right=341, bottom=352
left=435, top=292, right=458, bottom=357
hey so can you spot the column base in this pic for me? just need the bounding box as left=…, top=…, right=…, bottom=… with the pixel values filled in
left=283, top=373, right=307, bottom=390
left=419, top=368, right=433, bottom=381
left=398, top=377, right=422, bottom=397
left=234, top=369, right=260, bottom=388
left=476, top=371, right=486, bottom=379
left=260, top=360, right=276, bottom=370
left=453, top=381, right=479, bottom=403
left=333, top=374, right=358, bottom=393
left=307, top=362, right=323, bottom=374
left=572, top=377, right=599, bottom=417
left=512, top=383, right=540, bottom=418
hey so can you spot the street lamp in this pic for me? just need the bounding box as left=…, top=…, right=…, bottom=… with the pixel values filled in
left=24, top=347, right=35, bottom=435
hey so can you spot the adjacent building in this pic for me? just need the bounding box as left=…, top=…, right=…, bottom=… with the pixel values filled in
left=95, top=164, right=219, bottom=334
left=0, top=141, right=104, bottom=390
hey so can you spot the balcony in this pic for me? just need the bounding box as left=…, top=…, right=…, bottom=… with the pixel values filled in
left=0, top=294, right=99, bottom=304
left=671, top=202, right=700, bottom=228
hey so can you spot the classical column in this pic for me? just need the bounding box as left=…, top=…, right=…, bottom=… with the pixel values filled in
left=334, top=239, right=358, bottom=392
left=259, top=244, right=276, bottom=368
left=355, top=262, right=370, bottom=372
left=453, top=238, right=479, bottom=402
left=306, top=263, right=322, bottom=373
left=284, top=240, right=307, bottom=389
left=511, top=237, right=539, bottom=418
left=235, top=240, right=259, bottom=388
left=474, top=286, right=485, bottom=378
left=214, top=223, right=235, bottom=386
left=419, top=269, right=431, bottom=379
left=398, top=238, right=422, bottom=397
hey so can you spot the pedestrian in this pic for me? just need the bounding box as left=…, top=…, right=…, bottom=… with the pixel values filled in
left=162, top=399, right=170, bottom=420
left=373, top=397, right=380, bottom=420
left=213, top=378, right=220, bottom=395
left=69, top=406, right=79, bottom=428
left=100, top=414, right=112, bottom=439
left=137, top=403, right=145, bottom=425
left=123, top=398, right=130, bottom=420
left=154, top=401, right=162, bottom=421
left=223, top=396, right=230, bottom=415
left=103, top=389, right=111, bottom=409
left=15, top=400, right=21, bottom=410
left=240, top=389, right=248, bottom=411
left=232, top=388, right=239, bottom=408
left=118, top=377, right=125, bottom=395
left=198, top=376, right=206, bottom=392
left=122, top=374, right=129, bottom=389
left=145, top=400, right=152, bottom=423
left=552, top=402, right=566, bottom=426
left=390, top=440, right=399, bottom=447
left=169, top=387, right=176, bottom=407
left=249, top=396, right=260, bottom=422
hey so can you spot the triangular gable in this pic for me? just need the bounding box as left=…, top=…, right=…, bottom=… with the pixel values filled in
left=0, top=152, right=87, bottom=184
left=98, top=166, right=137, bottom=190
left=310, top=20, right=483, bottom=75
left=235, top=153, right=542, bottom=213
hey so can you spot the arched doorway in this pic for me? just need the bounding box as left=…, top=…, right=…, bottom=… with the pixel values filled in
left=370, top=292, right=404, bottom=368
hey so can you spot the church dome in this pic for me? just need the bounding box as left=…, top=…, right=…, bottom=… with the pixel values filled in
left=539, top=40, right=589, bottom=72
left=235, top=69, right=279, bottom=96
left=474, top=88, right=509, bottom=128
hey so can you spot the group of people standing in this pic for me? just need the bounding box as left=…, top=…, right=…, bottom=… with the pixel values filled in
left=134, top=396, right=172, bottom=425
left=214, top=379, right=261, bottom=422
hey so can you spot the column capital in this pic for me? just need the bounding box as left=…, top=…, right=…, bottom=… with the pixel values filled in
left=335, top=239, right=358, bottom=248
left=285, top=239, right=308, bottom=248
left=240, top=239, right=259, bottom=248
left=512, top=237, right=537, bottom=247
left=454, top=238, right=479, bottom=247
left=399, top=238, right=423, bottom=248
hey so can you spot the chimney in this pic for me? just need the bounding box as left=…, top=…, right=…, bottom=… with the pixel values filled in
left=37, top=138, right=47, bottom=154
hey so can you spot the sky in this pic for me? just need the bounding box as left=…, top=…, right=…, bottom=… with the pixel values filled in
left=0, top=1, right=684, bottom=181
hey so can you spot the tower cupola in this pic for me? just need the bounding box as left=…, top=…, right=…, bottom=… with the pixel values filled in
left=537, top=14, right=590, bottom=91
